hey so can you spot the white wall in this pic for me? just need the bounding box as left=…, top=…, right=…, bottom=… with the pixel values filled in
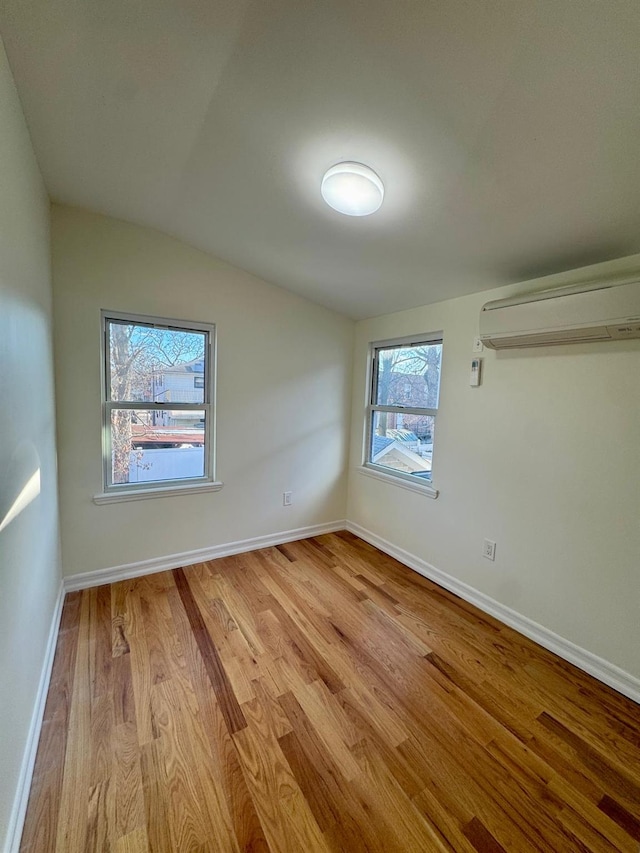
left=52, top=206, right=353, bottom=577
left=348, top=256, right=640, bottom=680
left=0, top=40, right=61, bottom=849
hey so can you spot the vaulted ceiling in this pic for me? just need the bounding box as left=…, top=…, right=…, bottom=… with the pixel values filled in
left=2, top=0, right=640, bottom=318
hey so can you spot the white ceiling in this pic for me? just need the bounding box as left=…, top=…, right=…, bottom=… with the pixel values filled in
left=2, top=0, right=640, bottom=319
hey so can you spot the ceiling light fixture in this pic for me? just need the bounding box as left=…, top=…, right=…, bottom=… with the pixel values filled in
left=321, top=162, right=384, bottom=216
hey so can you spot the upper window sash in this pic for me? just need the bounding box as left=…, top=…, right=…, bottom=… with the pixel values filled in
left=104, top=313, right=213, bottom=406
left=369, top=335, right=443, bottom=409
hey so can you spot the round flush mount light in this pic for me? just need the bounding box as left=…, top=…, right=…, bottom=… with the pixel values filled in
left=321, top=162, right=384, bottom=216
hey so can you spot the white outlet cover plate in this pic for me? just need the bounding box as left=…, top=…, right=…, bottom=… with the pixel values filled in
left=483, top=539, right=496, bottom=560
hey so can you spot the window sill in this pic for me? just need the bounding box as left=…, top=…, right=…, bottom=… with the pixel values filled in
left=93, top=480, right=224, bottom=505
left=357, top=465, right=439, bottom=499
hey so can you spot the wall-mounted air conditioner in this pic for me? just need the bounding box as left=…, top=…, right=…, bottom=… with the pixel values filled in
left=479, top=278, right=640, bottom=349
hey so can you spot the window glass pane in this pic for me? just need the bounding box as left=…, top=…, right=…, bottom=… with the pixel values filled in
left=375, top=343, right=442, bottom=408
left=108, top=320, right=206, bottom=403
left=110, top=409, right=206, bottom=485
left=369, top=411, right=434, bottom=479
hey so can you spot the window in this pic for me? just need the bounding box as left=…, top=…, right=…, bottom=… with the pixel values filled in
left=98, top=311, right=219, bottom=501
left=365, top=334, right=443, bottom=493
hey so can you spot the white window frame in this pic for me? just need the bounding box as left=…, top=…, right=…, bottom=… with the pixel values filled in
left=94, top=310, right=222, bottom=504
left=361, top=332, right=443, bottom=499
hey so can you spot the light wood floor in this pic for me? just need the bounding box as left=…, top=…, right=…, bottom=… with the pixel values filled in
left=21, top=532, right=640, bottom=852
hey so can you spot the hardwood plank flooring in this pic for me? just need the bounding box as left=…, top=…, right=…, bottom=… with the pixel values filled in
left=20, top=532, right=640, bottom=852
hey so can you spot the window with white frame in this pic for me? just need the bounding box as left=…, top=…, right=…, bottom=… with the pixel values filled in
left=366, top=334, right=443, bottom=488
left=101, top=311, right=216, bottom=495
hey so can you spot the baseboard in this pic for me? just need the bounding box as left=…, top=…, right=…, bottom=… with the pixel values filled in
left=5, top=580, right=65, bottom=853
left=346, top=521, right=640, bottom=705
left=63, top=520, right=347, bottom=592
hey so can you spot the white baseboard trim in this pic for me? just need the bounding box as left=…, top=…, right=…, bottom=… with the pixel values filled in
left=63, top=520, right=347, bottom=592
left=6, top=580, right=65, bottom=853
left=346, top=521, right=640, bottom=705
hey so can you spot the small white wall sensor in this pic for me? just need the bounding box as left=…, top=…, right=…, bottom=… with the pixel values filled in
left=470, top=358, right=482, bottom=386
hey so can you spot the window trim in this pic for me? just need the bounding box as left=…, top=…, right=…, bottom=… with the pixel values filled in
left=96, top=309, right=221, bottom=500
left=357, top=464, right=439, bottom=498
left=363, top=332, right=443, bottom=498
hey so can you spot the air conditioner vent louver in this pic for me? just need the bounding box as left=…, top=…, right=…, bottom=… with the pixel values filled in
left=479, top=278, right=640, bottom=350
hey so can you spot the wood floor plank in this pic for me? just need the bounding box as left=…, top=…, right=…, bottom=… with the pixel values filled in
left=19, top=592, right=81, bottom=853
left=151, top=677, right=240, bottom=852
left=538, top=710, right=640, bottom=801
left=116, top=826, right=151, bottom=853
left=20, top=533, right=640, bottom=852
left=165, top=582, right=270, bottom=852
left=86, top=777, right=114, bottom=853
left=127, top=586, right=156, bottom=747
left=462, top=816, right=508, bottom=853
left=333, top=691, right=423, bottom=798
left=114, top=721, right=146, bottom=839
left=113, top=648, right=137, bottom=727
left=185, top=570, right=257, bottom=705
left=173, top=566, right=247, bottom=735
left=278, top=692, right=387, bottom=853
left=546, top=775, right=639, bottom=851
left=348, top=738, right=451, bottom=853
left=399, top=734, right=544, bottom=852
left=112, top=580, right=131, bottom=657
left=598, top=794, right=640, bottom=841
left=89, top=585, right=115, bottom=789
left=140, top=738, right=173, bottom=853
left=53, top=590, right=93, bottom=853
left=233, top=721, right=330, bottom=853
left=411, top=786, right=479, bottom=853
left=281, top=686, right=362, bottom=782
left=206, top=558, right=268, bottom=656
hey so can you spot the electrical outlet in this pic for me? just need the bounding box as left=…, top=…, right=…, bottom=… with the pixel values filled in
left=482, top=539, right=496, bottom=561
left=473, top=337, right=484, bottom=353
left=283, top=491, right=292, bottom=507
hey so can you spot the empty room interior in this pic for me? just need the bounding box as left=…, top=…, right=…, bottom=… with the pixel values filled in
left=1, top=1, right=640, bottom=851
